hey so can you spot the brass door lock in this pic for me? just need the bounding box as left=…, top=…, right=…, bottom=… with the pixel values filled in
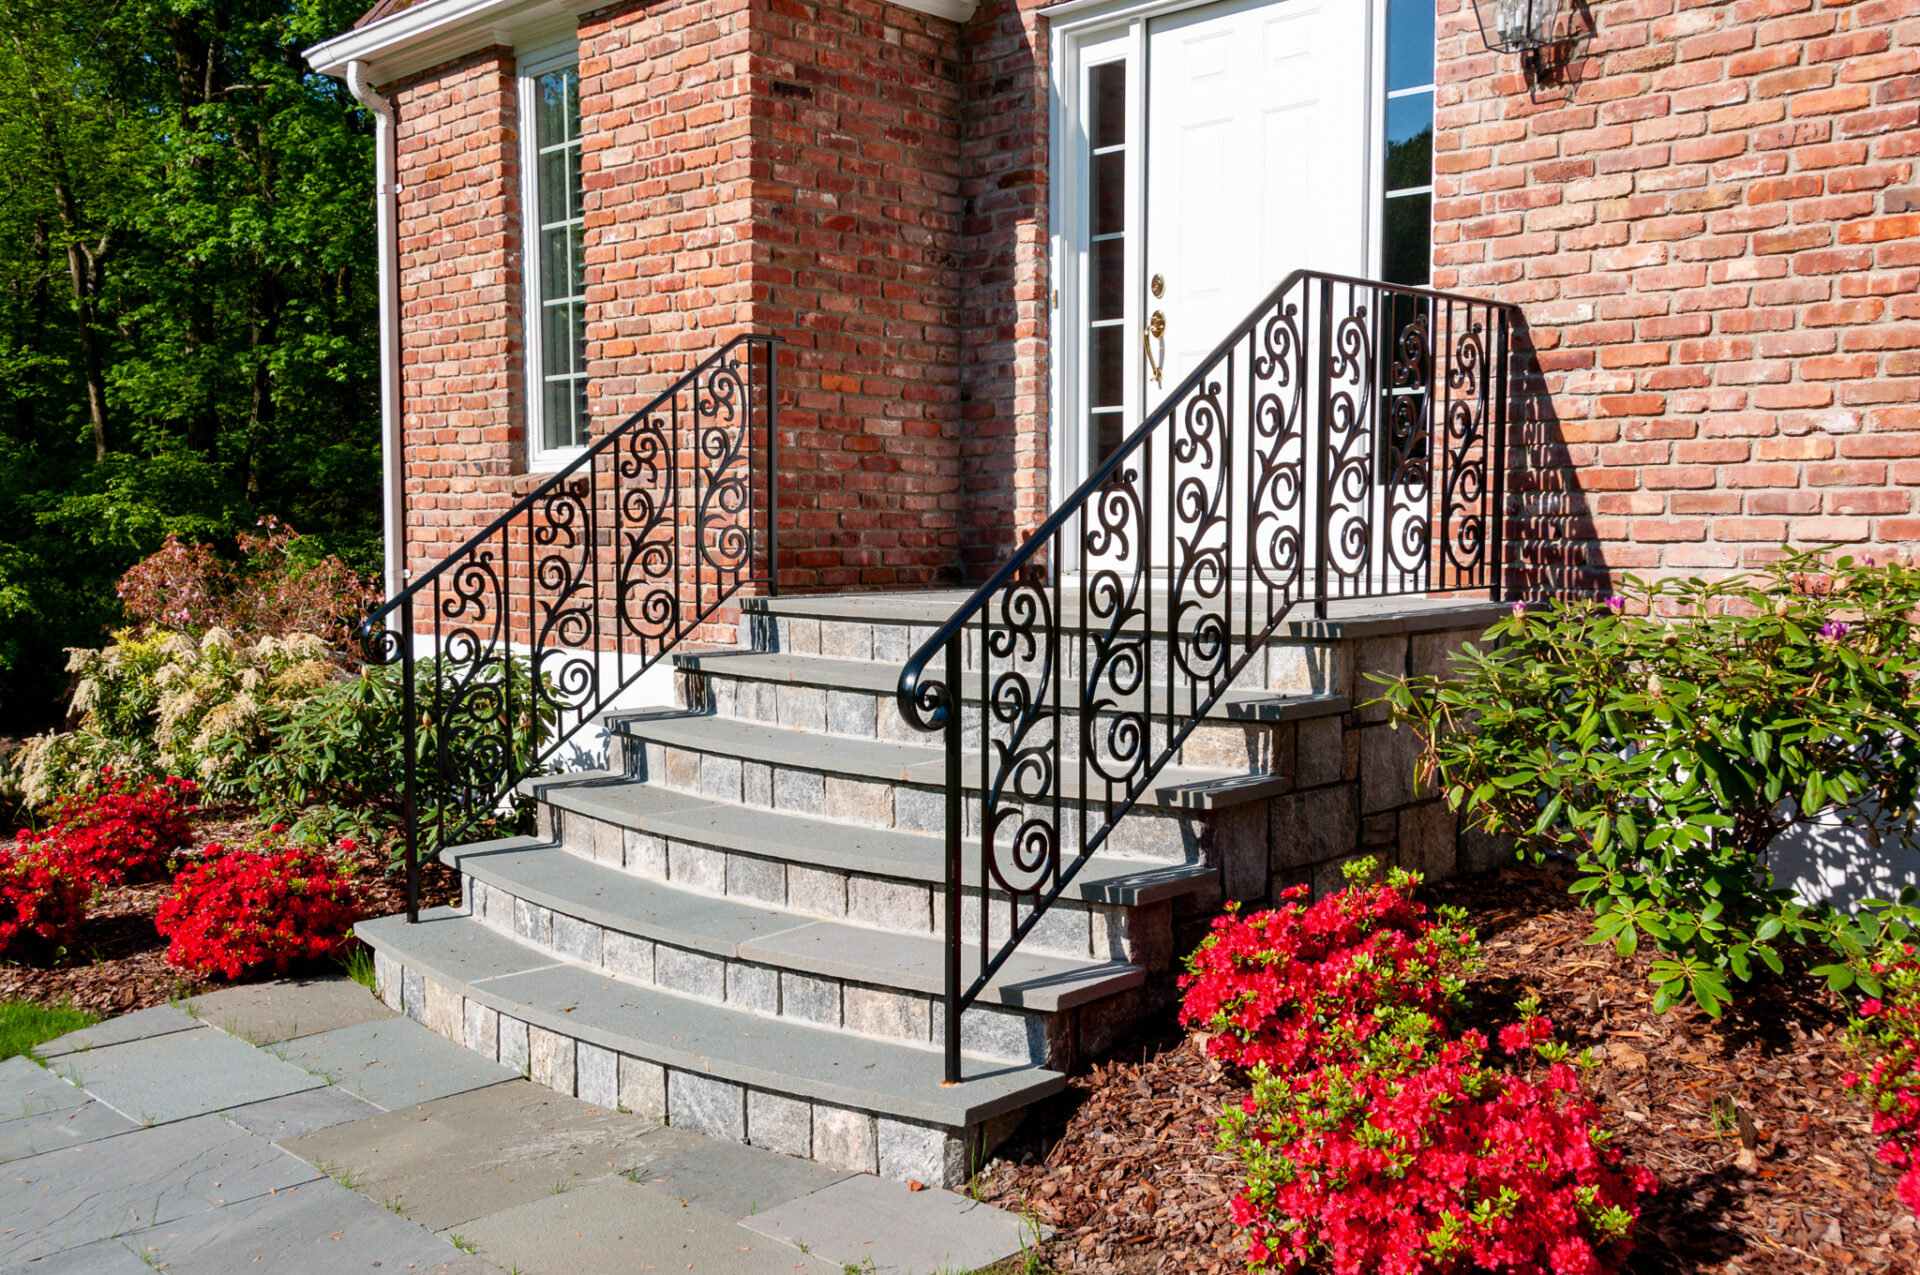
left=1144, top=309, right=1167, bottom=386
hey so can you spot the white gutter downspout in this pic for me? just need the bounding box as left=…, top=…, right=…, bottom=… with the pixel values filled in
left=346, top=60, right=406, bottom=601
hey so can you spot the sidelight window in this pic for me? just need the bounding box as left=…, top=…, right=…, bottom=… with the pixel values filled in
left=1084, top=58, right=1129, bottom=467
left=1381, top=0, right=1435, bottom=286
left=521, top=50, right=588, bottom=464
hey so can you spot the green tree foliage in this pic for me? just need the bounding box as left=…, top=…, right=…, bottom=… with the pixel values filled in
left=0, top=0, right=379, bottom=714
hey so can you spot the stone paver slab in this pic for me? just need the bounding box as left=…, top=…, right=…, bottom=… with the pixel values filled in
left=743, top=1173, right=1040, bottom=1275
left=12, top=1236, right=154, bottom=1273
left=278, top=1079, right=694, bottom=1231
left=0, top=1113, right=321, bottom=1264
left=119, top=1175, right=495, bottom=1275
left=187, top=975, right=396, bottom=1046
left=54, top=1026, right=323, bottom=1125
left=31, top=1005, right=198, bottom=1060
left=270, top=1016, right=517, bottom=1111
left=0, top=1058, right=84, bottom=1125
left=632, top=1135, right=855, bottom=1222
left=449, top=1178, right=840, bottom=1275
left=221, top=1086, right=383, bottom=1140
left=0, top=1100, right=136, bottom=1165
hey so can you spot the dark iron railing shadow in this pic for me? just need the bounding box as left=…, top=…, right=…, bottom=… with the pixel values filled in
left=360, top=335, right=780, bottom=917
left=896, top=271, right=1520, bottom=1081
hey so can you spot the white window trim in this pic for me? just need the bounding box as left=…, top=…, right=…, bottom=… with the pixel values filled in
left=518, top=37, right=585, bottom=472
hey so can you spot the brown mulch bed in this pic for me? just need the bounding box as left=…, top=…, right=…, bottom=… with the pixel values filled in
left=1, top=808, right=459, bottom=1017
left=972, top=863, right=1919, bottom=1274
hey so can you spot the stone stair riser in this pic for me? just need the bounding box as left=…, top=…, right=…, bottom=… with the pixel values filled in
left=612, top=736, right=1216, bottom=862
left=750, top=612, right=1355, bottom=697
left=462, top=877, right=1061, bottom=1066
left=547, top=808, right=1178, bottom=968
left=369, top=947, right=1000, bottom=1187
left=678, top=669, right=1290, bottom=774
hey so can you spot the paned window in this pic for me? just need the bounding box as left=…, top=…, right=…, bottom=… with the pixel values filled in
left=522, top=55, right=587, bottom=461
left=1381, top=0, right=1434, bottom=286
left=1085, top=59, right=1129, bottom=466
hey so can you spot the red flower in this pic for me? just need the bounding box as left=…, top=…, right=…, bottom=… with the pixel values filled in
left=1189, top=865, right=1654, bottom=1274
left=1843, top=956, right=1920, bottom=1222
left=155, top=831, right=358, bottom=980
left=16, top=771, right=197, bottom=886
left=0, top=847, right=89, bottom=955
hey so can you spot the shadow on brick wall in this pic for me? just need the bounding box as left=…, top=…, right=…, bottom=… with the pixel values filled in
left=1503, top=311, right=1611, bottom=603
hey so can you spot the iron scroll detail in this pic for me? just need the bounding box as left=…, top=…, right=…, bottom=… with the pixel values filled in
left=896, top=270, right=1516, bottom=1083
left=358, top=335, right=780, bottom=921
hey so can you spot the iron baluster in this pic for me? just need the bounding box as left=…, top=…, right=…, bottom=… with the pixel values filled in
left=896, top=273, right=1519, bottom=1083
left=357, top=336, right=781, bottom=921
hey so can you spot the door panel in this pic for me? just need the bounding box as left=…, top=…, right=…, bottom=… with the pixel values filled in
left=1144, top=0, right=1370, bottom=415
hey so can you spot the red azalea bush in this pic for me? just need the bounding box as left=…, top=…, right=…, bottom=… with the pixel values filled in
left=1178, top=862, right=1480, bottom=1073
left=16, top=771, right=197, bottom=885
left=1222, top=1026, right=1656, bottom=1275
left=155, top=830, right=359, bottom=979
left=0, top=848, right=90, bottom=956
left=1190, top=860, right=1655, bottom=1275
left=1843, top=948, right=1920, bottom=1215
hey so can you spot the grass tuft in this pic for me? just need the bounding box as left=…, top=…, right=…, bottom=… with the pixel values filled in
left=0, top=999, right=99, bottom=1063
left=341, top=942, right=377, bottom=992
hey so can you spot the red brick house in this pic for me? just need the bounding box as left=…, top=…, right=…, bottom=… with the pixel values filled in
left=303, top=0, right=1920, bottom=1182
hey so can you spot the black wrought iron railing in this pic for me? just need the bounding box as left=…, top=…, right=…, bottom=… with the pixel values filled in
left=896, top=271, right=1519, bottom=1081
left=361, top=335, right=779, bottom=918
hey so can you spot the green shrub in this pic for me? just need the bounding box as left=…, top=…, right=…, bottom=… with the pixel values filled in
left=213, top=656, right=552, bottom=862
left=1376, top=551, right=1920, bottom=1015
left=16, top=628, right=343, bottom=809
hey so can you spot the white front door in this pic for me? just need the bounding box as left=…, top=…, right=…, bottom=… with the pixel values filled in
left=1056, top=0, right=1374, bottom=518
left=1142, top=0, right=1370, bottom=417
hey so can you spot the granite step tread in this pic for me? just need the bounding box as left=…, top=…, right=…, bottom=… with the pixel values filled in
left=744, top=591, right=1507, bottom=640
left=604, top=709, right=1289, bottom=810
left=358, top=910, right=1065, bottom=1127
left=522, top=773, right=1218, bottom=907
left=674, top=650, right=1350, bottom=723
left=443, top=836, right=1146, bottom=1013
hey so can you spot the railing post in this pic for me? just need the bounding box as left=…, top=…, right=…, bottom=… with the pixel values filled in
left=1313, top=278, right=1333, bottom=620
left=400, top=601, right=419, bottom=924
left=942, top=633, right=963, bottom=1086
left=1491, top=309, right=1510, bottom=602
left=767, top=338, right=780, bottom=598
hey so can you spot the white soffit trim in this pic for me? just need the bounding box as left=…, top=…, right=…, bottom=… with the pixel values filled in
left=307, top=0, right=978, bottom=82
left=306, top=0, right=586, bottom=82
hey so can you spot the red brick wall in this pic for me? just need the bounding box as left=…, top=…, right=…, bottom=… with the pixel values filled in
left=746, top=0, right=967, bottom=588
left=579, top=0, right=757, bottom=410
left=1434, top=0, right=1920, bottom=594
left=388, top=0, right=967, bottom=600
left=392, top=48, right=526, bottom=580
left=957, top=0, right=1053, bottom=577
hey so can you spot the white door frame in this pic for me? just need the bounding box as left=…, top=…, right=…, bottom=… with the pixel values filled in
left=1044, top=0, right=1393, bottom=525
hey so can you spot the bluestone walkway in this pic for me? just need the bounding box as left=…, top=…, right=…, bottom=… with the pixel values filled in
left=1, top=976, right=1038, bottom=1274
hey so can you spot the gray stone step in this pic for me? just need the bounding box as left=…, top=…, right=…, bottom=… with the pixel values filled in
left=524, top=772, right=1217, bottom=908
left=675, top=649, right=1348, bottom=721
left=358, top=909, right=1064, bottom=1184
left=606, top=708, right=1289, bottom=814
left=445, top=837, right=1144, bottom=1015
left=744, top=590, right=1507, bottom=639
left=739, top=593, right=1503, bottom=702
left=674, top=651, right=1350, bottom=761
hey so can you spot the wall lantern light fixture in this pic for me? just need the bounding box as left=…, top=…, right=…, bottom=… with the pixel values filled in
left=1472, top=0, right=1567, bottom=75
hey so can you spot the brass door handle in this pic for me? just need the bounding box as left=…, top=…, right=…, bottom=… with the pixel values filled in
left=1144, top=310, right=1166, bottom=387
